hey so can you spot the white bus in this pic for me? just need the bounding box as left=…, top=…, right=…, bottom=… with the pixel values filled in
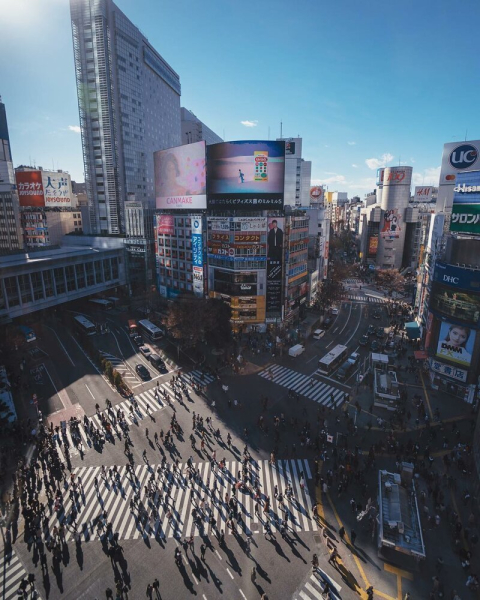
left=89, top=298, right=113, bottom=310
left=74, top=315, right=97, bottom=336
left=138, top=319, right=163, bottom=341
left=318, top=344, right=348, bottom=375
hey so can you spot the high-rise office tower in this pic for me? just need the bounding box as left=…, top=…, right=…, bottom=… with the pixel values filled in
left=70, top=0, right=182, bottom=235
left=0, top=98, right=23, bottom=253
left=276, top=137, right=311, bottom=207
left=181, top=108, right=223, bottom=146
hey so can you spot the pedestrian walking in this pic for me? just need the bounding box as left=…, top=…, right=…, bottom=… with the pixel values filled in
left=351, top=529, right=357, bottom=546
left=200, top=543, right=206, bottom=560
left=146, top=583, right=153, bottom=598
left=328, top=547, right=339, bottom=566
left=339, top=526, right=345, bottom=541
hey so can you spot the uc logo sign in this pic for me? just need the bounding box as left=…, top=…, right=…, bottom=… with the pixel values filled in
left=449, top=144, right=478, bottom=169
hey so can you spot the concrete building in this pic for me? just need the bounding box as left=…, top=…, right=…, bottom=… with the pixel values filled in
left=70, top=0, right=181, bottom=235
left=276, top=138, right=311, bottom=207
left=156, top=213, right=204, bottom=300
left=0, top=239, right=127, bottom=320
left=0, top=98, right=23, bottom=253
left=181, top=108, right=222, bottom=146
left=20, top=208, right=83, bottom=248
left=284, top=209, right=309, bottom=323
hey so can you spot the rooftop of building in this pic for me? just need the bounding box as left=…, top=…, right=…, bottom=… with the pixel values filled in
left=378, top=468, right=425, bottom=557
left=0, top=244, right=121, bottom=269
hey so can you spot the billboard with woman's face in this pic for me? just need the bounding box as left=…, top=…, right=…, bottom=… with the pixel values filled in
left=155, top=141, right=206, bottom=209
left=436, top=321, right=476, bottom=367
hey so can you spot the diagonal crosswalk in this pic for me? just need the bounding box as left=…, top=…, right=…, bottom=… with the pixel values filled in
left=42, top=459, right=317, bottom=542
left=52, top=370, right=216, bottom=463
left=258, top=365, right=346, bottom=407
left=293, top=568, right=342, bottom=600
left=0, top=549, right=42, bottom=600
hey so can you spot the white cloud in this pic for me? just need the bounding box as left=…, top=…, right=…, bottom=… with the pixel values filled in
left=365, top=152, right=394, bottom=170
left=352, top=164, right=358, bottom=168
left=349, top=177, right=376, bottom=190
left=68, top=125, right=81, bottom=133
left=240, top=120, right=258, bottom=127
left=347, top=141, right=356, bottom=146
left=313, top=174, right=347, bottom=185
left=412, top=166, right=441, bottom=186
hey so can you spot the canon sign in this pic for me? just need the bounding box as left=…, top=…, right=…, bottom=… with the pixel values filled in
left=449, top=144, right=478, bottom=170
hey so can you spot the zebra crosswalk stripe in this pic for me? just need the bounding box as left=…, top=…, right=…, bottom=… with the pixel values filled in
left=258, top=366, right=345, bottom=407
left=43, top=459, right=317, bottom=542
left=0, top=549, right=43, bottom=600
left=51, top=370, right=215, bottom=463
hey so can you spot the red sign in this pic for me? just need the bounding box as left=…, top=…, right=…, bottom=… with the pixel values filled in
left=157, top=215, right=174, bottom=236
left=15, top=171, right=45, bottom=207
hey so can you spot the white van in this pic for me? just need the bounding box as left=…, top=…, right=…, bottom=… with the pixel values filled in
left=313, top=329, right=325, bottom=340
left=288, top=344, right=305, bottom=357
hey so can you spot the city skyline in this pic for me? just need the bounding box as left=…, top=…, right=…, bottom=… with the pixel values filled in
left=1, top=0, right=479, bottom=196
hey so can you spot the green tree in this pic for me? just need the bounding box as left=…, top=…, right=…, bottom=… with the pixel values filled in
left=203, top=298, right=232, bottom=349
left=104, top=360, right=113, bottom=380
left=375, top=269, right=406, bottom=296
left=166, top=297, right=205, bottom=348
left=113, top=370, right=123, bottom=388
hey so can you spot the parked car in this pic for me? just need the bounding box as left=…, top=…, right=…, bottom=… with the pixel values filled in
left=359, top=334, right=369, bottom=346
left=149, top=353, right=166, bottom=371
left=133, top=335, right=143, bottom=346
left=336, top=359, right=355, bottom=381
left=370, top=340, right=381, bottom=352
left=139, top=346, right=151, bottom=357
left=323, top=318, right=333, bottom=329
left=330, top=307, right=339, bottom=316
left=349, top=352, right=360, bottom=365
left=135, top=364, right=151, bottom=380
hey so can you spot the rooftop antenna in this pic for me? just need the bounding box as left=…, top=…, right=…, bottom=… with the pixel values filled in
left=280, top=121, right=283, bottom=138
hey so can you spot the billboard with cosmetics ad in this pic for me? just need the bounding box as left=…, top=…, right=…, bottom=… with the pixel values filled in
left=154, top=141, right=206, bottom=209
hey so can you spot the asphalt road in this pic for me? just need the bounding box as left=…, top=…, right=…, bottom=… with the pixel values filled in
left=5, top=297, right=423, bottom=600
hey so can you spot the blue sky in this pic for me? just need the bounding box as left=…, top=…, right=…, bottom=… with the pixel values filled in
left=1, top=0, right=479, bottom=196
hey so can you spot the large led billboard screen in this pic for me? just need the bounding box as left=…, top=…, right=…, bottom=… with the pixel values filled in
left=266, top=217, right=284, bottom=318
left=436, top=321, right=476, bottom=367
left=154, top=141, right=206, bottom=210
left=207, top=140, right=285, bottom=209
left=450, top=170, right=480, bottom=235
left=430, top=282, right=480, bottom=327
left=433, top=261, right=480, bottom=293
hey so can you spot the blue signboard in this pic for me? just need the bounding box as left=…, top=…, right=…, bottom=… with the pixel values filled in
left=433, top=261, right=480, bottom=293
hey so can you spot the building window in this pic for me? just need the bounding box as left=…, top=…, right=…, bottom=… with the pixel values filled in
left=85, top=262, right=95, bottom=287
left=65, top=265, right=76, bottom=292
left=111, top=258, right=119, bottom=279
left=54, top=268, right=66, bottom=295
left=103, top=259, right=112, bottom=281
left=31, top=272, right=44, bottom=301
left=18, top=274, right=32, bottom=304
left=43, top=270, right=54, bottom=297
left=4, top=276, right=20, bottom=307
left=75, top=264, right=85, bottom=289
left=94, top=261, right=103, bottom=284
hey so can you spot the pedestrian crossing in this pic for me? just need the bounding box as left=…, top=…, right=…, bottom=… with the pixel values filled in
left=343, top=293, right=387, bottom=304
left=42, top=459, right=317, bottom=543
left=100, top=352, right=137, bottom=382
left=258, top=365, right=346, bottom=407
left=0, top=549, right=41, bottom=600
left=293, top=568, right=342, bottom=600
left=53, top=370, right=216, bottom=463
left=343, top=278, right=361, bottom=285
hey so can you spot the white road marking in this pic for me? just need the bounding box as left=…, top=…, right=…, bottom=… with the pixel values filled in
left=44, top=325, right=75, bottom=366
left=239, top=590, right=247, bottom=600
left=215, top=549, right=222, bottom=560
left=85, top=384, right=95, bottom=399
left=226, top=568, right=234, bottom=580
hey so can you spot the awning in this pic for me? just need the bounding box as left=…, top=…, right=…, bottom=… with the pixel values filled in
left=414, top=350, right=428, bottom=360
left=405, top=321, right=421, bottom=340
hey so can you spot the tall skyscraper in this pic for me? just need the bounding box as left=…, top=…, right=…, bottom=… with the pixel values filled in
left=70, top=0, right=182, bottom=235
left=276, top=137, right=311, bottom=207
left=0, top=98, right=23, bottom=253
left=181, top=108, right=223, bottom=146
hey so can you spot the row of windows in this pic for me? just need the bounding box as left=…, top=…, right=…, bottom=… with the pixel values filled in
left=0, top=258, right=120, bottom=309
